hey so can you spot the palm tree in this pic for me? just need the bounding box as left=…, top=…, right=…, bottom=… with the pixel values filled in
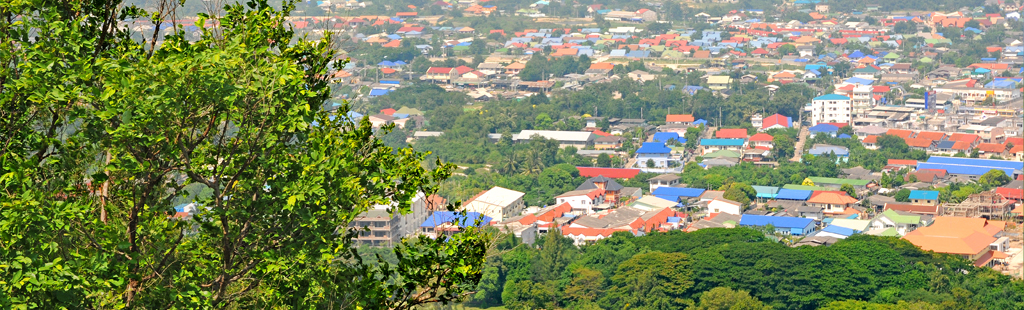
left=500, top=150, right=520, bottom=175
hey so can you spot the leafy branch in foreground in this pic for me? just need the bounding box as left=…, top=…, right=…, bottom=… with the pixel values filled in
left=0, top=0, right=487, bottom=308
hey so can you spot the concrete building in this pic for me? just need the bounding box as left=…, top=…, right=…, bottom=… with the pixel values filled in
left=810, top=94, right=852, bottom=126
left=463, top=186, right=527, bottom=222
left=351, top=193, right=430, bottom=247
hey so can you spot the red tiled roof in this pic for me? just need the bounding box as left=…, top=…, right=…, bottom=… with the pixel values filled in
left=951, top=141, right=972, bottom=150
left=884, top=203, right=940, bottom=215
left=716, top=128, right=748, bottom=139
left=808, top=191, right=858, bottom=204
left=762, top=114, right=791, bottom=129
left=576, top=167, right=641, bottom=179
left=949, top=133, right=980, bottom=144
left=666, top=114, right=694, bottom=123
left=886, top=129, right=914, bottom=139
left=749, top=133, right=774, bottom=142
left=888, top=159, right=918, bottom=166
left=862, top=135, right=878, bottom=144
left=996, top=187, right=1023, bottom=200
left=905, top=137, right=934, bottom=148
left=916, top=131, right=946, bottom=141
left=426, top=67, right=452, bottom=74
left=380, top=108, right=396, bottom=115
left=977, top=143, right=1006, bottom=153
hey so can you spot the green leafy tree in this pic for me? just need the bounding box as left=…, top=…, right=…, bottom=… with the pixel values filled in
left=894, top=189, right=912, bottom=202
left=597, top=153, right=613, bottom=167
left=777, top=44, right=798, bottom=56
left=978, top=169, right=1011, bottom=188
left=0, top=1, right=487, bottom=308
left=840, top=184, right=857, bottom=198
left=970, top=147, right=980, bottom=158
left=695, top=286, right=772, bottom=310
left=603, top=251, right=695, bottom=309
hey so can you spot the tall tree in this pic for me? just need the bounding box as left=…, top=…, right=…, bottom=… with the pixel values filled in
left=0, top=0, right=487, bottom=308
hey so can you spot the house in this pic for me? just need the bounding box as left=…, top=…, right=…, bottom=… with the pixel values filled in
left=707, top=198, right=744, bottom=215
left=594, top=135, right=625, bottom=150
left=945, top=191, right=1017, bottom=219
left=505, top=62, right=526, bottom=75
left=884, top=203, right=941, bottom=216
left=666, top=114, right=695, bottom=126
left=908, top=190, right=940, bottom=206
left=351, top=193, right=430, bottom=247
left=700, top=139, right=745, bottom=155
left=707, top=75, right=733, bottom=90
left=628, top=70, right=656, bottom=83
left=514, top=130, right=597, bottom=149
left=903, top=216, right=1006, bottom=267
left=635, top=142, right=677, bottom=169
left=806, top=191, right=860, bottom=217
left=462, top=186, right=526, bottom=222
left=749, top=133, right=774, bottom=149
left=368, top=114, right=396, bottom=128
left=648, top=174, right=680, bottom=193
left=739, top=215, right=816, bottom=235
left=760, top=114, right=792, bottom=131
left=555, top=189, right=605, bottom=214
left=715, top=128, right=748, bottom=139
left=917, top=156, right=1021, bottom=180
left=808, top=123, right=839, bottom=138
left=631, top=195, right=679, bottom=211
left=811, top=94, right=852, bottom=126
left=807, top=144, right=850, bottom=160
left=874, top=205, right=931, bottom=232
left=817, top=225, right=857, bottom=239
left=576, top=176, right=627, bottom=205
left=652, top=187, right=705, bottom=203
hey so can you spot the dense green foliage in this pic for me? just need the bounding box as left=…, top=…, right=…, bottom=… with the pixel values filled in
left=0, top=0, right=487, bottom=308
left=469, top=229, right=1024, bottom=310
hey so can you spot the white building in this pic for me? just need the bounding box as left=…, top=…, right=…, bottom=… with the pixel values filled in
left=555, top=189, right=605, bottom=214
left=707, top=198, right=743, bottom=216
left=514, top=130, right=597, bottom=149
left=810, top=94, right=852, bottom=125
left=463, top=186, right=527, bottom=222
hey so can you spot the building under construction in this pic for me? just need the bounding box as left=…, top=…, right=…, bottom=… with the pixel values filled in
left=943, top=191, right=1016, bottom=219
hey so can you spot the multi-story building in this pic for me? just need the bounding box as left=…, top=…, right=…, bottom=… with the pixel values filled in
left=350, top=193, right=430, bottom=247
left=811, top=94, right=852, bottom=126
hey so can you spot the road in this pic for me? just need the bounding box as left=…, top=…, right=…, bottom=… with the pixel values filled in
left=790, top=125, right=809, bottom=162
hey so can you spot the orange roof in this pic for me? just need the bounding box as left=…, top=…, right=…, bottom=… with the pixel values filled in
left=382, top=40, right=402, bottom=48
left=1010, top=144, right=1023, bottom=154
left=951, top=141, right=972, bottom=150
left=807, top=191, right=858, bottom=205
left=977, top=143, right=1006, bottom=153
left=773, top=71, right=796, bottom=78
left=589, top=62, right=614, bottom=70
left=666, top=114, right=694, bottom=123
left=693, top=50, right=711, bottom=58
left=749, top=133, right=773, bottom=142
left=948, top=133, right=980, bottom=144
left=716, top=128, right=748, bottom=139
left=862, top=135, right=878, bottom=144
left=505, top=62, right=525, bottom=69
left=915, top=131, right=946, bottom=141
left=886, top=129, right=914, bottom=139
left=904, top=216, right=1002, bottom=255
left=793, top=36, right=821, bottom=43
left=887, top=159, right=917, bottom=166
left=904, top=137, right=934, bottom=148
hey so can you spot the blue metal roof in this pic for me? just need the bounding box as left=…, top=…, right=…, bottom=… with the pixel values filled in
left=700, top=139, right=745, bottom=146
left=916, top=162, right=1015, bottom=176
left=908, top=190, right=939, bottom=200
left=808, top=124, right=839, bottom=133
left=420, top=211, right=492, bottom=227
left=837, top=133, right=852, bottom=139
left=775, top=189, right=812, bottom=200
left=368, top=89, right=392, bottom=96
left=653, top=132, right=681, bottom=143
left=752, top=185, right=780, bottom=199
left=926, top=156, right=1023, bottom=170
left=652, top=187, right=706, bottom=201
left=636, top=142, right=672, bottom=154
left=821, top=225, right=857, bottom=236
left=740, top=215, right=814, bottom=229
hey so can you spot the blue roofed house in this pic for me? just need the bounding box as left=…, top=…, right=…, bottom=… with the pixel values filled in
left=908, top=190, right=940, bottom=206
left=368, top=88, right=393, bottom=98
left=635, top=142, right=679, bottom=171
left=807, top=144, right=850, bottom=162
left=739, top=215, right=816, bottom=235
left=808, top=123, right=839, bottom=137
left=817, top=224, right=857, bottom=239
left=917, top=156, right=1023, bottom=180
left=775, top=189, right=813, bottom=201
left=652, top=187, right=706, bottom=203
left=653, top=132, right=684, bottom=144
left=700, top=139, right=745, bottom=155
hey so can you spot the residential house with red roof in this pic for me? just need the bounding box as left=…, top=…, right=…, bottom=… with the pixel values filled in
left=555, top=189, right=606, bottom=214
left=760, top=114, right=792, bottom=131
left=666, top=114, right=695, bottom=125
left=807, top=191, right=861, bottom=217
left=903, top=217, right=1007, bottom=267
left=749, top=133, right=774, bottom=149
left=715, top=128, right=748, bottom=139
